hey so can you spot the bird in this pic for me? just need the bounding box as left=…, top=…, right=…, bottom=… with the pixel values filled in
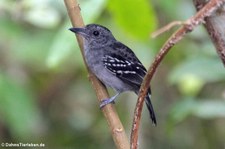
left=69, top=24, right=156, bottom=125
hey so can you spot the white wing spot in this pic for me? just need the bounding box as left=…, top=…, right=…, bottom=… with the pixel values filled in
left=117, top=70, right=123, bottom=74
left=114, top=58, right=120, bottom=62
left=104, top=63, right=111, bottom=66
left=137, top=62, right=143, bottom=66
left=124, top=71, right=136, bottom=74
left=125, top=60, right=130, bottom=64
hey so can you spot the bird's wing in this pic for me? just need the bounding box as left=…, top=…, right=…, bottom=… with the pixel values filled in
left=102, top=42, right=147, bottom=86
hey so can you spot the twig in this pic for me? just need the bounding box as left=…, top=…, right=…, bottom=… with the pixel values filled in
left=130, top=0, right=225, bottom=148
left=63, top=0, right=130, bottom=148
left=151, top=21, right=183, bottom=38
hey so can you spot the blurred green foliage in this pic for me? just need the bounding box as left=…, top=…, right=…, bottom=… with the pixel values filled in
left=0, top=0, right=224, bottom=149
left=108, top=0, right=157, bottom=39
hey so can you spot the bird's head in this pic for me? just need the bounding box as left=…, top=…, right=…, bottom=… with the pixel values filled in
left=69, top=24, right=116, bottom=48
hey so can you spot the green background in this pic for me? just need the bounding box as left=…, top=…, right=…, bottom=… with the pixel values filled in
left=0, top=0, right=225, bottom=148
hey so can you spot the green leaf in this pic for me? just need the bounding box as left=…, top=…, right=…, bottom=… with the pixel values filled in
left=0, top=73, right=42, bottom=140
left=108, top=0, right=157, bottom=39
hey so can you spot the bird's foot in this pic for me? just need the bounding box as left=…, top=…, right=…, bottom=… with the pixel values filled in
left=99, top=93, right=120, bottom=109
left=100, top=98, right=115, bottom=109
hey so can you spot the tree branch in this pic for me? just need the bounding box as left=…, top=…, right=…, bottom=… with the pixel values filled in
left=130, top=0, right=225, bottom=148
left=193, top=0, right=225, bottom=66
left=63, top=0, right=130, bottom=148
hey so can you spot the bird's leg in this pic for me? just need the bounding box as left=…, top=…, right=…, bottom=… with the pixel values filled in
left=100, top=93, right=120, bottom=109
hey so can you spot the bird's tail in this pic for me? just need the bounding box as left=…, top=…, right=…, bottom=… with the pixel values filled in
left=145, top=89, right=157, bottom=125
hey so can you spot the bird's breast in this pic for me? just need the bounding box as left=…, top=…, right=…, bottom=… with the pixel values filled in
left=84, top=48, right=133, bottom=92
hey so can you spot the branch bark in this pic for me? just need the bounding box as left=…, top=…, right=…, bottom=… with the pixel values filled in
left=63, top=0, right=130, bottom=148
left=130, top=0, right=225, bottom=148
left=193, top=0, right=225, bottom=66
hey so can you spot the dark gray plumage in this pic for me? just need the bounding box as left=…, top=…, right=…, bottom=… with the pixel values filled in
left=69, top=24, right=156, bottom=125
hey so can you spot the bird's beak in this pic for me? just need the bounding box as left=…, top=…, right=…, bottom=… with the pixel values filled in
left=69, top=27, right=88, bottom=37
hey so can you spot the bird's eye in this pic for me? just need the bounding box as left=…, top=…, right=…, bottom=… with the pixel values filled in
left=93, top=31, right=100, bottom=36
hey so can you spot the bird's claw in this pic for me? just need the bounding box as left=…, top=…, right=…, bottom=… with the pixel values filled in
left=99, top=99, right=115, bottom=109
